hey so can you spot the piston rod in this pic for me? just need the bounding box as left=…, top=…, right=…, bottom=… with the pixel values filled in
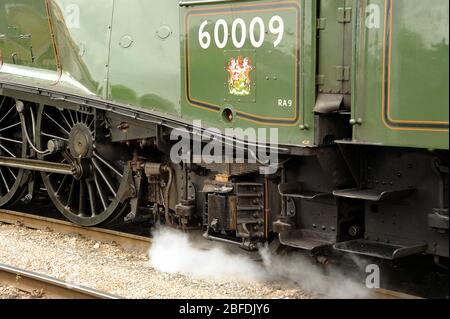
left=0, top=156, right=76, bottom=175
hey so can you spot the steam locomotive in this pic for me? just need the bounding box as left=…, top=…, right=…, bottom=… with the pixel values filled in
left=0, top=0, right=448, bottom=263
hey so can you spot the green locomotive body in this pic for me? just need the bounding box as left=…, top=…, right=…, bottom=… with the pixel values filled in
left=353, top=0, right=449, bottom=150
left=1, top=0, right=448, bottom=147
left=0, top=0, right=448, bottom=262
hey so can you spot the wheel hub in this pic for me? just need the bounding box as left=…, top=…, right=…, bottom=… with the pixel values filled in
left=69, top=124, right=93, bottom=158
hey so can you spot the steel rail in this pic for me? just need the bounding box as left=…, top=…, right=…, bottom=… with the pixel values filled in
left=0, top=263, right=120, bottom=299
left=0, top=209, right=152, bottom=254
left=371, top=288, right=423, bottom=299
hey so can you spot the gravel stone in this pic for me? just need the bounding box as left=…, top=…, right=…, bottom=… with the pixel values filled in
left=0, top=224, right=312, bottom=299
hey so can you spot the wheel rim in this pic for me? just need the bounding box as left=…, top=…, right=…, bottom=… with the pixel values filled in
left=0, top=96, right=27, bottom=206
left=37, top=105, right=130, bottom=226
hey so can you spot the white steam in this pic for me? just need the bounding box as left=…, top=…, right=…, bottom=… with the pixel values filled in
left=149, top=228, right=266, bottom=282
left=149, top=228, right=370, bottom=298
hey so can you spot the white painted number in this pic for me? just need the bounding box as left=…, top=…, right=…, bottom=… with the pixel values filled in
left=214, top=19, right=228, bottom=48
left=199, top=21, right=211, bottom=49
left=249, top=17, right=265, bottom=48
left=278, top=99, right=293, bottom=108
left=269, top=16, right=284, bottom=47
left=199, top=16, right=285, bottom=49
left=231, top=18, right=246, bottom=49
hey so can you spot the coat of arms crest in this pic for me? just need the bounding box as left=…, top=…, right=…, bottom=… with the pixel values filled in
left=226, top=56, right=254, bottom=96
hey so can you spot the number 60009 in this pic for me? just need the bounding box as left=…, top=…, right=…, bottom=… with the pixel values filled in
left=198, top=16, right=285, bottom=49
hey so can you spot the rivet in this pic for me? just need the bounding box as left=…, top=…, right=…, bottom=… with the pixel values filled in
left=350, top=118, right=363, bottom=126
left=119, top=35, right=134, bottom=48
left=300, top=124, right=309, bottom=131
left=157, top=25, right=172, bottom=40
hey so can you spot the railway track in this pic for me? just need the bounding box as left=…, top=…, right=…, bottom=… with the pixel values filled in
left=371, top=288, right=423, bottom=299
left=0, top=209, right=152, bottom=254
left=0, top=208, right=426, bottom=299
left=0, top=263, right=120, bottom=299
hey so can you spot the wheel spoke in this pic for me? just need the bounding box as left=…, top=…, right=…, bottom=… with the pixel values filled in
left=0, top=104, right=15, bottom=124
left=56, top=175, right=69, bottom=196
left=0, top=168, right=10, bottom=192
left=68, top=110, right=76, bottom=126
left=58, top=109, right=73, bottom=131
left=7, top=167, right=17, bottom=179
left=79, top=180, right=86, bottom=216
left=92, top=158, right=117, bottom=197
left=44, top=112, right=70, bottom=136
left=66, top=178, right=76, bottom=208
left=42, top=132, right=69, bottom=142
left=0, top=122, right=21, bottom=133
left=87, top=116, right=95, bottom=130
left=0, top=136, right=23, bottom=144
left=93, top=152, right=123, bottom=178
left=0, top=144, right=16, bottom=158
left=94, top=171, right=108, bottom=210
left=86, top=181, right=97, bottom=216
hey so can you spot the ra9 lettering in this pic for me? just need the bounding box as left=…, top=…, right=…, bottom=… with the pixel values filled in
left=199, top=16, right=285, bottom=49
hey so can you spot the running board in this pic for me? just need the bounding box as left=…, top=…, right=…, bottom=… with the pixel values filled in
left=279, top=229, right=334, bottom=254
left=0, top=156, right=76, bottom=175
left=333, top=239, right=427, bottom=260
left=333, top=188, right=415, bottom=202
left=279, top=182, right=331, bottom=200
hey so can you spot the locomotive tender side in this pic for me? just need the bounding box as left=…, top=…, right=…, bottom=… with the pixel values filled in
left=0, top=0, right=448, bottom=261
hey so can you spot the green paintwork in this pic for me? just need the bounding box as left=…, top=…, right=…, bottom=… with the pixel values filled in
left=352, top=0, right=449, bottom=150
left=0, top=0, right=448, bottom=150
left=0, top=0, right=56, bottom=70
left=108, top=0, right=181, bottom=115
left=180, top=0, right=316, bottom=146
left=46, top=0, right=113, bottom=97
left=317, top=0, right=352, bottom=100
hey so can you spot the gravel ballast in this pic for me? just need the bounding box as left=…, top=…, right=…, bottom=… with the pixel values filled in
left=0, top=223, right=312, bottom=299
left=0, top=284, right=34, bottom=299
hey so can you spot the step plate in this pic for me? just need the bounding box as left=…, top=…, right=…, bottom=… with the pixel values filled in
left=333, top=188, right=415, bottom=202
left=334, top=239, right=427, bottom=260
left=279, top=229, right=333, bottom=253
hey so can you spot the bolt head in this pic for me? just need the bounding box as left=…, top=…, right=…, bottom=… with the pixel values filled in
left=15, top=100, right=25, bottom=113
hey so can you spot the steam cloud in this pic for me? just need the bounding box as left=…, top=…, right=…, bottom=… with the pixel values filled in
left=149, top=228, right=370, bottom=298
